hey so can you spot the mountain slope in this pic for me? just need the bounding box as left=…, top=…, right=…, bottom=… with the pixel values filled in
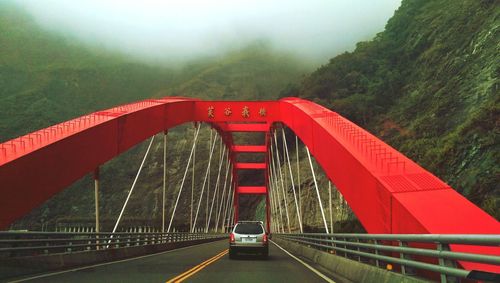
left=0, top=2, right=306, bottom=143
left=281, top=0, right=499, bottom=221
left=0, top=2, right=308, bottom=230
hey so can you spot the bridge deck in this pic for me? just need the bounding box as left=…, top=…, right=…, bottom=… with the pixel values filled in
left=15, top=240, right=337, bottom=283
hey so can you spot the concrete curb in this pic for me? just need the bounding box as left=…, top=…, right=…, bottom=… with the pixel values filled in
left=0, top=237, right=224, bottom=281
left=273, top=238, right=429, bottom=283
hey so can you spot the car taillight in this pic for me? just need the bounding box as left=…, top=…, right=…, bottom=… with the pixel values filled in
left=263, top=233, right=268, bottom=243
left=229, top=233, right=235, bottom=243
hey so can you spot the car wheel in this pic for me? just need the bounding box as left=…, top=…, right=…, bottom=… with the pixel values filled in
left=261, top=248, right=269, bottom=259
left=229, top=248, right=237, bottom=259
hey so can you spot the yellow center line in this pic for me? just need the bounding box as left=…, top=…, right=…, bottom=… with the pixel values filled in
left=174, top=251, right=227, bottom=281
left=166, top=249, right=228, bottom=283
left=174, top=251, right=227, bottom=282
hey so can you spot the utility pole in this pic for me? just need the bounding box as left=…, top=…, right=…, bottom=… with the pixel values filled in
left=94, top=167, right=100, bottom=233
left=329, top=181, right=333, bottom=233
left=162, top=130, right=168, bottom=233
left=94, top=167, right=100, bottom=250
left=191, top=125, right=196, bottom=232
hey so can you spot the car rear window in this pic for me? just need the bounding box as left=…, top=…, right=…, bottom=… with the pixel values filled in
left=234, top=223, right=263, bottom=234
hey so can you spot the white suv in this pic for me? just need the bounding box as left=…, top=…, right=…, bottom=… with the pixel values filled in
left=229, top=221, right=268, bottom=259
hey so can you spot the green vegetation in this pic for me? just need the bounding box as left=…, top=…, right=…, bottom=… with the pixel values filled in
left=283, top=0, right=499, bottom=219
left=3, top=0, right=498, bottom=231
left=0, top=2, right=307, bottom=230
left=0, top=2, right=306, bottom=143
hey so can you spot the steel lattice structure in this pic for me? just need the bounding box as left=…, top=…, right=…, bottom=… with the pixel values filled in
left=1, top=97, right=499, bottom=273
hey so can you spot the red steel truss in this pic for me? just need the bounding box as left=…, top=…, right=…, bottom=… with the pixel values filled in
left=0, top=97, right=498, bottom=272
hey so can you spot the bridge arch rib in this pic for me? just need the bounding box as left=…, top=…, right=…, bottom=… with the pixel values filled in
left=0, top=97, right=498, bottom=271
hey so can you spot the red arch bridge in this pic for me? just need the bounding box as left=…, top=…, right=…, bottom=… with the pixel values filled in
left=0, top=97, right=499, bottom=282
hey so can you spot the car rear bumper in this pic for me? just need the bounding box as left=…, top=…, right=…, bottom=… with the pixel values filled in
left=230, top=243, right=268, bottom=248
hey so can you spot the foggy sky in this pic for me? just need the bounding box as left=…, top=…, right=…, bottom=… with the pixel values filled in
left=13, top=0, right=401, bottom=64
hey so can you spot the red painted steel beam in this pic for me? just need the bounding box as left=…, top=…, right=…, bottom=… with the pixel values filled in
left=0, top=97, right=498, bottom=273
left=264, top=133, right=271, bottom=233
left=0, top=99, right=279, bottom=230
left=225, top=123, right=270, bottom=132
left=232, top=145, right=267, bottom=153
left=0, top=98, right=198, bottom=231
left=237, top=186, right=267, bottom=194
left=277, top=97, right=500, bottom=273
left=234, top=162, right=267, bottom=170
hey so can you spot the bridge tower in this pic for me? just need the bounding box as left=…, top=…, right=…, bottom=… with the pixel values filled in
left=226, top=122, right=271, bottom=232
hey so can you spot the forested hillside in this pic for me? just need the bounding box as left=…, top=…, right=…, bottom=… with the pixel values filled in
left=0, top=2, right=305, bottom=143
left=281, top=0, right=499, bottom=221
left=1, top=2, right=307, bottom=230
left=3, top=0, right=498, bottom=232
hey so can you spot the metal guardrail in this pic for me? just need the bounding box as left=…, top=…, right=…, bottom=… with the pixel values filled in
left=0, top=232, right=226, bottom=258
left=275, top=233, right=500, bottom=283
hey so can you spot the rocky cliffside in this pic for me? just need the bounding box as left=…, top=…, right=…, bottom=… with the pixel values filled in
left=277, top=0, right=499, bottom=229
left=2, top=2, right=307, bottom=231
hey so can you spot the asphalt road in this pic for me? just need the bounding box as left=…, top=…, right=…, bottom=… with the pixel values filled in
left=13, top=240, right=334, bottom=283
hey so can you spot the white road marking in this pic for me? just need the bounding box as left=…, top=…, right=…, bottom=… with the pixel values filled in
left=8, top=240, right=224, bottom=283
left=271, top=240, right=336, bottom=283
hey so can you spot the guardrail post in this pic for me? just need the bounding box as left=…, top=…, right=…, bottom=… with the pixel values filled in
left=342, top=237, right=348, bottom=258
left=398, top=241, right=406, bottom=275
left=398, top=241, right=415, bottom=276
left=326, top=234, right=331, bottom=254
left=318, top=235, right=322, bottom=252
left=437, top=243, right=458, bottom=283
left=94, top=168, right=100, bottom=250
left=356, top=238, right=361, bottom=262
left=438, top=243, right=447, bottom=283
left=44, top=242, right=49, bottom=255
left=374, top=240, right=380, bottom=268
left=331, top=235, right=336, bottom=255
left=325, top=235, right=330, bottom=253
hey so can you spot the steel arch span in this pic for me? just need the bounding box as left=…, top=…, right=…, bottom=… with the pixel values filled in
left=0, top=97, right=499, bottom=272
